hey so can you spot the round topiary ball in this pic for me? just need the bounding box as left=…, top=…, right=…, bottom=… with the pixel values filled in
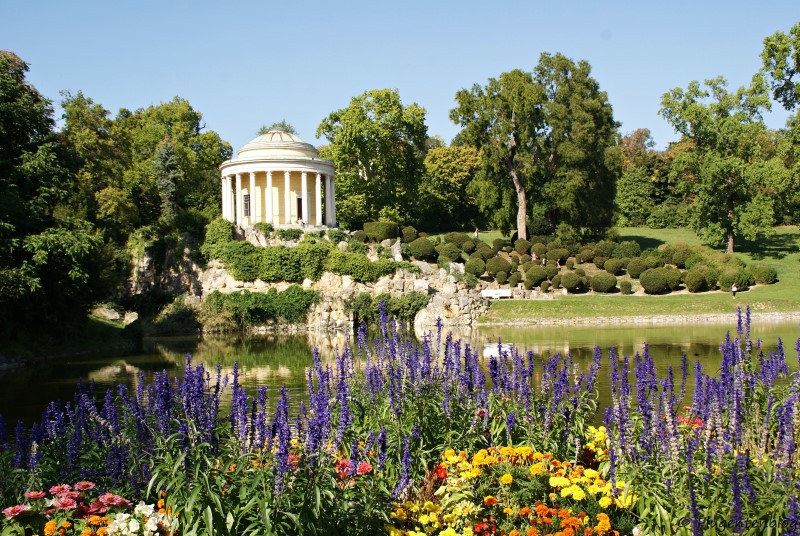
left=604, top=258, right=625, bottom=275
left=591, top=272, right=618, bottom=293
left=684, top=269, right=707, bottom=293
left=560, top=272, right=583, bottom=293
left=620, top=280, right=633, bottom=295
left=486, top=256, right=512, bottom=278
left=409, top=237, right=436, bottom=261
left=465, top=258, right=486, bottom=277
left=639, top=268, right=670, bottom=294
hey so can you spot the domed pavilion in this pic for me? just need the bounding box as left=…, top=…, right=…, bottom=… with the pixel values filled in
left=219, top=129, right=336, bottom=228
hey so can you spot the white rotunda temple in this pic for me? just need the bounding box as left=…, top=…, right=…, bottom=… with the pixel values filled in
left=219, top=129, right=336, bottom=228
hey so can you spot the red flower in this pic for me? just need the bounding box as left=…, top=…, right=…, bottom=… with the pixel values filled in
left=435, top=464, right=447, bottom=480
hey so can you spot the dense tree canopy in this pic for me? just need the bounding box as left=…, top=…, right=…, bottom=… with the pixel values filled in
left=317, top=89, right=427, bottom=228
left=419, top=145, right=482, bottom=231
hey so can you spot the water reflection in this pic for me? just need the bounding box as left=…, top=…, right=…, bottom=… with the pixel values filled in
left=1, top=320, right=798, bottom=428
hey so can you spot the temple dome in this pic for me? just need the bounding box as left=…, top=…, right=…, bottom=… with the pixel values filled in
left=236, top=129, right=320, bottom=159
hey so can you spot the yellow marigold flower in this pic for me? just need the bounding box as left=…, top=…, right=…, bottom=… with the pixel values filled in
left=405, top=501, right=420, bottom=512
left=510, top=531, right=521, bottom=536
left=530, top=462, right=544, bottom=476
left=614, top=493, right=637, bottom=509
left=549, top=475, right=570, bottom=488
left=533, top=451, right=544, bottom=461
left=81, top=530, right=94, bottom=536
left=424, top=501, right=441, bottom=513
left=97, top=529, right=108, bottom=536
left=516, top=446, right=533, bottom=457
left=500, top=473, right=514, bottom=485
left=440, top=529, right=459, bottom=536
left=598, top=496, right=612, bottom=508
left=444, top=448, right=456, bottom=458
left=549, top=492, right=558, bottom=502
left=390, top=508, right=407, bottom=522
left=503, top=507, right=514, bottom=515
left=419, top=514, right=430, bottom=525
left=572, top=486, right=587, bottom=501
left=443, top=513, right=456, bottom=524
left=584, top=469, right=599, bottom=479
left=386, top=526, right=404, bottom=536
left=463, top=528, right=474, bottom=536
left=88, top=516, right=104, bottom=526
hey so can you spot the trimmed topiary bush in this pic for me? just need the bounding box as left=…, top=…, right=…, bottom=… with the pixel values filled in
left=578, top=247, right=595, bottom=263
left=351, top=230, right=368, bottom=243
left=409, top=237, right=437, bottom=261
left=671, top=247, right=692, bottom=268
left=525, top=266, right=548, bottom=287
left=551, top=274, right=562, bottom=288
left=566, top=259, right=574, bottom=270
left=540, top=280, right=551, bottom=292
left=591, top=272, right=617, bottom=293
left=514, top=238, right=532, bottom=255
left=461, top=239, right=476, bottom=254
left=620, top=280, right=632, bottom=295
left=665, top=267, right=682, bottom=291
left=684, top=252, right=708, bottom=270
left=327, top=229, right=347, bottom=244
left=639, top=268, right=670, bottom=294
left=476, top=243, right=494, bottom=261
left=401, top=226, right=418, bottom=243
left=691, top=263, right=720, bottom=290
left=464, top=257, right=486, bottom=277
left=594, top=256, right=608, bottom=270
left=444, top=232, right=471, bottom=246
left=545, top=263, right=559, bottom=280
left=593, top=240, right=617, bottom=259
left=612, top=240, right=641, bottom=259
left=604, top=258, right=625, bottom=275
left=560, top=272, right=583, bottom=293
left=438, top=242, right=462, bottom=263
left=508, top=271, right=523, bottom=287
left=575, top=268, right=586, bottom=277
left=684, top=269, right=707, bottom=293
left=486, top=256, right=512, bottom=279
left=747, top=263, right=778, bottom=284
left=495, top=271, right=508, bottom=284
left=644, top=255, right=664, bottom=269
left=718, top=268, right=755, bottom=292
left=363, top=221, right=398, bottom=241
left=546, top=248, right=570, bottom=263
left=626, top=257, right=647, bottom=279
left=492, top=238, right=505, bottom=254
left=531, top=242, right=547, bottom=259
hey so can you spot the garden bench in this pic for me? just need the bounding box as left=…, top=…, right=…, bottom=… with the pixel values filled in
left=480, top=288, right=513, bottom=299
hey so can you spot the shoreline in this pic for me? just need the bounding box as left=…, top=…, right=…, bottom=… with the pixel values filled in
left=477, top=311, right=800, bottom=327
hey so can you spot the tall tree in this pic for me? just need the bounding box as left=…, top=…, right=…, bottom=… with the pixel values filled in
left=420, top=145, right=482, bottom=231
left=761, top=21, right=800, bottom=111
left=450, top=69, right=543, bottom=239
left=317, top=89, right=427, bottom=228
left=660, top=76, right=781, bottom=252
left=532, top=53, right=621, bottom=239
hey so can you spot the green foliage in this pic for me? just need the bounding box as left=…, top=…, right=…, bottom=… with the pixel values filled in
left=540, top=280, right=551, bottom=292
left=718, top=268, right=755, bottom=292
left=202, top=286, right=319, bottom=329
left=363, top=221, right=398, bottom=241
left=258, top=119, right=297, bottom=134
left=525, top=266, right=548, bottom=287
left=691, top=263, right=720, bottom=290
left=204, top=217, right=234, bottom=246
left=593, top=240, right=617, bottom=258
left=747, top=263, right=778, bottom=284
left=619, top=279, right=633, bottom=295
left=612, top=240, right=641, bottom=259
left=351, top=229, right=368, bottom=242
left=626, top=257, right=648, bottom=279
left=408, top=237, right=436, bottom=261
left=646, top=200, right=690, bottom=229
left=419, top=146, right=483, bottom=231
left=560, top=271, right=583, bottom=293
left=444, top=232, right=471, bottom=246
left=492, top=238, right=505, bottom=253
left=438, top=242, right=463, bottom=263
left=551, top=274, right=562, bottom=288
left=485, top=256, right=512, bottom=278
left=594, top=256, right=608, bottom=270
left=531, top=242, right=547, bottom=259
left=461, top=239, right=476, bottom=254
left=684, top=269, right=708, bottom=292
left=590, top=272, right=617, bottom=293
left=545, top=263, right=558, bottom=280
left=575, top=268, right=586, bottom=277
left=565, top=259, right=574, bottom=270
left=347, top=239, right=369, bottom=254
left=546, top=248, right=569, bottom=263
left=508, top=271, right=522, bottom=287
left=615, top=167, right=654, bottom=226
left=670, top=247, right=692, bottom=268
left=276, top=228, right=303, bottom=241
left=639, top=268, right=670, bottom=294
left=495, top=271, right=508, bottom=284
left=401, top=226, right=418, bottom=243
left=254, top=222, right=274, bottom=236
left=578, top=246, right=595, bottom=263
left=604, top=258, right=625, bottom=275
left=327, top=229, right=347, bottom=243
left=346, top=291, right=429, bottom=326
left=324, top=249, right=417, bottom=283
left=514, top=238, right=532, bottom=255
left=664, top=266, right=683, bottom=290
left=464, top=258, right=485, bottom=277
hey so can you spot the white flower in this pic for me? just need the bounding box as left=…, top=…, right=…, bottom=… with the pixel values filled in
left=145, top=516, right=159, bottom=532
left=128, top=519, right=140, bottom=533
left=134, top=501, right=155, bottom=517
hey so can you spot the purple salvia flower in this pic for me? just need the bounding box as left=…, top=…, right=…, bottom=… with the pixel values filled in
left=393, top=435, right=413, bottom=499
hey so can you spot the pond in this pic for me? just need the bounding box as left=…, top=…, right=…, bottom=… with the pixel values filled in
left=2, top=317, right=799, bottom=428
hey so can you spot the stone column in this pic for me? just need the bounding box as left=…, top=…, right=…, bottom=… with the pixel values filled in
left=221, top=176, right=228, bottom=221
left=266, top=171, right=273, bottom=225
left=301, top=171, right=308, bottom=225
left=315, top=172, right=322, bottom=226
left=330, top=173, right=336, bottom=227
left=324, top=175, right=331, bottom=226
left=235, top=173, right=243, bottom=226
left=284, top=171, right=291, bottom=224
left=249, top=171, right=256, bottom=224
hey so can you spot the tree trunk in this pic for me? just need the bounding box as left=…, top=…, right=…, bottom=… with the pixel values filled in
left=510, top=168, right=526, bottom=240
left=726, top=196, right=735, bottom=253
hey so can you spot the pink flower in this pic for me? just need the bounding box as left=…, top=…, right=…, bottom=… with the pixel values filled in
left=2, top=504, right=31, bottom=520
left=49, top=484, right=71, bottom=495
left=334, top=458, right=353, bottom=480
left=73, top=481, right=95, bottom=491
left=98, top=493, right=131, bottom=507
left=356, top=461, right=373, bottom=475
left=53, top=497, right=77, bottom=510
left=61, top=491, right=82, bottom=500
left=24, top=491, right=46, bottom=500
left=87, top=501, right=107, bottom=515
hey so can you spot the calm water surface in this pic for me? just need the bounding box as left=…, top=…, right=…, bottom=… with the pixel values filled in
left=2, top=319, right=799, bottom=427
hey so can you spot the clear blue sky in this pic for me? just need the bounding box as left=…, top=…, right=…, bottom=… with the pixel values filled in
left=4, top=1, right=799, bottom=152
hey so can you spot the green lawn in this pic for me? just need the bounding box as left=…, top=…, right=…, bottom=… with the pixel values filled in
left=480, top=226, right=800, bottom=322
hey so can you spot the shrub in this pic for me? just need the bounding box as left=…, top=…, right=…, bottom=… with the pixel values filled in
left=665, top=267, right=683, bottom=290
left=575, top=254, right=582, bottom=264
left=219, top=241, right=261, bottom=281
left=363, top=221, right=398, bottom=242
left=540, top=280, right=551, bottom=292
left=492, top=238, right=505, bottom=253
left=351, top=230, right=368, bottom=243
left=566, top=259, right=574, bottom=270
left=593, top=240, right=617, bottom=259
left=401, top=226, right=418, bottom=243
left=461, top=239, right=476, bottom=254
left=551, top=274, right=562, bottom=288
left=389, top=291, right=430, bottom=324
left=347, top=239, right=369, bottom=254
left=514, top=238, right=532, bottom=255
left=546, top=248, right=569, bottom=263
left=495, top=271, right=508, bottom=284
left=684, top=252, right=707, bottom=270
left=545, top=263, right=559, bottom=280
left=639, top=268, right=670, bottom=294
left=444, top=232, right=471, bottom=246
left=671, top=248, right=692, bottom=268
left=620, top=280, right=633, bottom=295
left=522, top=277, right=534, bottom=290
left=205, top=217, right=234, bottom=246
left=277, top=228, right=303, bottom=241
left=438, top=243, right=463, bottom=263
left=254, top=222, right=274, bottom=236
left=525, top=266, right=548, bottom=287
left=626, top=257, right=647, bottom=279
left=486, top=256, right=512, bottom=278
left=591, top=272, right=617, bottom=293
left=575, top=268, right=586, bottom=277
left=531, top=242, right=547, bottom=259
left=718, top=268, right=755, bottom=292
left=476, top=243, right=494, bottom=261
left=508, top=271, right=523, bottom=287
left=560, top=272, right=583, bottom=293
left=604, top=258, right=625, bottom=275
left=690, top=263, right=720, bottom=290
left=644, top=255, right=664, bottom=269
left=578, top=246, right=595, bottom=263
left=612, top=240, right=641, bottom=259
left=594, top=256, right=608, bottom=270
left=685, top=269, right=707, bottom=293
left=325, top=229, right=345, bottom=243
left=463, top=257, right=486, bottom=278
left=409, top=237, right=437, bottom=261
left=747, top=263, right=778, bottom=284
left=509, top=255, right=520, bottom=269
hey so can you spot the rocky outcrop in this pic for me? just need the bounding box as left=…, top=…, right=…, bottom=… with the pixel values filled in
left=128, top=233, right=204, bottom=297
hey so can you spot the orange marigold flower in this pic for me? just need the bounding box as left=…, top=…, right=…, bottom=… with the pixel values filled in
left=484, top=496, right=499, bottom=506
left=519, top=506, right=533, bottom=516
left=61, top=522, right=72, bottom=529
left=81, top=529, right=94, bottom=536
left=584, top=529, right=594, bottom=536
left=510, top=531, right=520, bottom=536
left=97, top=528, right=108, bottom=536
left=158, top=499, right=165, bottom=509
left=44, top=521, right=57, bottom=536
left=558, top=509, right=571, bottom=519
left=535, top=503, right=550, bottom=516
left=561, top=516, right=582, bottom=529
left=526, top=528, right=540, bottom=536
